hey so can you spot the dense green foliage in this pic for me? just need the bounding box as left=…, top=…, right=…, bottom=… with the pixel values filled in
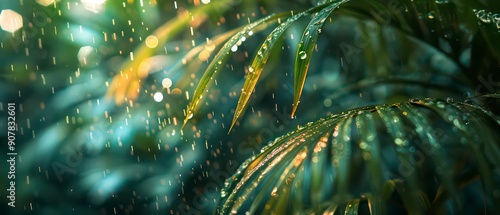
left=0, top=0, right=499, bottom=214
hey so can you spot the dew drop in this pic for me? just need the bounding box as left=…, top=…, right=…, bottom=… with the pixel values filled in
left=410, top=98, right=421, bottom=103
left=491, top=13, right=500, bottom=29
left=299, top=51, right=307, bottom=60
left=475, top=9, right=492, bottom=24
left=428, top=12, right=435, bottom=19
left=262, top=44, right=268, bottom=50
left=187, top=110, right=194, bottom=119
left=436, top=101, right=446, bottom=108
left=231, top=45, right=238, bottom=52
left=270, top=187, right=278, bottom=196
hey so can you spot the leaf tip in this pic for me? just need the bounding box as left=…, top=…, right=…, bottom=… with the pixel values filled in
left=228, top=114, right=239, bottom=134
left=181, top=108, right=194, bottom=130
left=291, top=102, right=299, bottom=118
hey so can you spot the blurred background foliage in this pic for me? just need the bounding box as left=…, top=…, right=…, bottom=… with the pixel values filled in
left=0, top=0, right=499, bottom=214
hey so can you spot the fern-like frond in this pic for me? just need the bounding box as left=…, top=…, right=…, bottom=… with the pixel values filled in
left=217, top=97, right=500, bottom=214
left=228, top=1, right=347, bottom=131
left=181, top=11, right=294, bottom=128
left=292, top=1, right=349, bottom=117
left=185, top=0, right=497, bottom=131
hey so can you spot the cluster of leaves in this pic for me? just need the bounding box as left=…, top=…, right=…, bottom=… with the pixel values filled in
left=6, top=0, right=497, bottom=214
left=128, top=0, right=500, bottom=214
left=218, top=97, right=500, bottom=214
left=1, top=0, right=244, bottom=214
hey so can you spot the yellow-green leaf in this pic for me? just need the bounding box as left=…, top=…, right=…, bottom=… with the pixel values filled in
left=181, top=12, right=293, bottom=129
left=344, top=198, right=361, bottom=215
left=228, top=10, right=310, bottom=132
left=292, top=1, right=349, bottom=117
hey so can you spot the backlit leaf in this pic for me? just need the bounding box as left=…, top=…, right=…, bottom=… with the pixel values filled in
left=292, top=0, right=349, bottom=117
left=182, top=12, right=291, bottom=128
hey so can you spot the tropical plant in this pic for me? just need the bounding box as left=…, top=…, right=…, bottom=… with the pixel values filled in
left=1, top=0, right=499, bottom=214
left=140, top=0, right=500, bottom=214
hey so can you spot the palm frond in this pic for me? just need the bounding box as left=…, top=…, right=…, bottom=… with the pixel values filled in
left=217, top=97, right=500, bottom=214
left=181, top=0, right=359, bottom=130
left=183, top=0, right=496, bottom=131
left=228, top=1, right=346, bottom=131
left=182, top=12, right=292, bottom=128
left=292, top=1, right=349, bottom=117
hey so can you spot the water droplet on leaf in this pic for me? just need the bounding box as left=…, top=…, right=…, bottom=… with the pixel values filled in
left=299, top=51, right=307, bottom=60
left=410, top=98, right=421, bottom=103
left=475, top=9, right=492, bottom=23
left=428, top=12, right=435, bottom=19
left=187, top=110, right=194, bottom=119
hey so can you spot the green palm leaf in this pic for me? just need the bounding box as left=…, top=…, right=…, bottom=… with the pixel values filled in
left=188, top=0, right=492, bottom=130
left=177, top=0, right=499, bottom=133
left=228, top=10, right=311, bottom=132
left=344, top=198, right=361, bottom=215
left=217, top=97, right=500, bottom=214
left=228, top=2, right=340, bottom=132
left=168, top=0, right=500, bottom=212
left=292, top=0, right=349, bottom=117
left=182, top=12, right=291, bottom=128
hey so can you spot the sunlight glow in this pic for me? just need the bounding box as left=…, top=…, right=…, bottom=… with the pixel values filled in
left=36, top=0, right=56, bottom=6
left=0, top=10, right=23, bottom=33
left=145, top=35, right=159, bottom=48
left=162, top=78, right=172, bottom=88
left=81, top=0, right=107, bottom=13
left=77, top=46, right=96, bottom=66
left=153, top=92, right=164, bottom=102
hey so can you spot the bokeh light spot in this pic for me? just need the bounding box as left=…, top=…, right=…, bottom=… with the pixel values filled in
left=323, top=98, right=332, bottom=107
left=36, top=0, right=55, bottom=7
left=0, top=10, right=23, bottom=33
left=145, top=35, right=159, bottom=48
left=162, top=78, right=172, bottom=88
left=81, top=0, right=107, bottom=13
left=153, top=92, right=164, bottom=102
left=77, top=46, right=98, bottom=66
